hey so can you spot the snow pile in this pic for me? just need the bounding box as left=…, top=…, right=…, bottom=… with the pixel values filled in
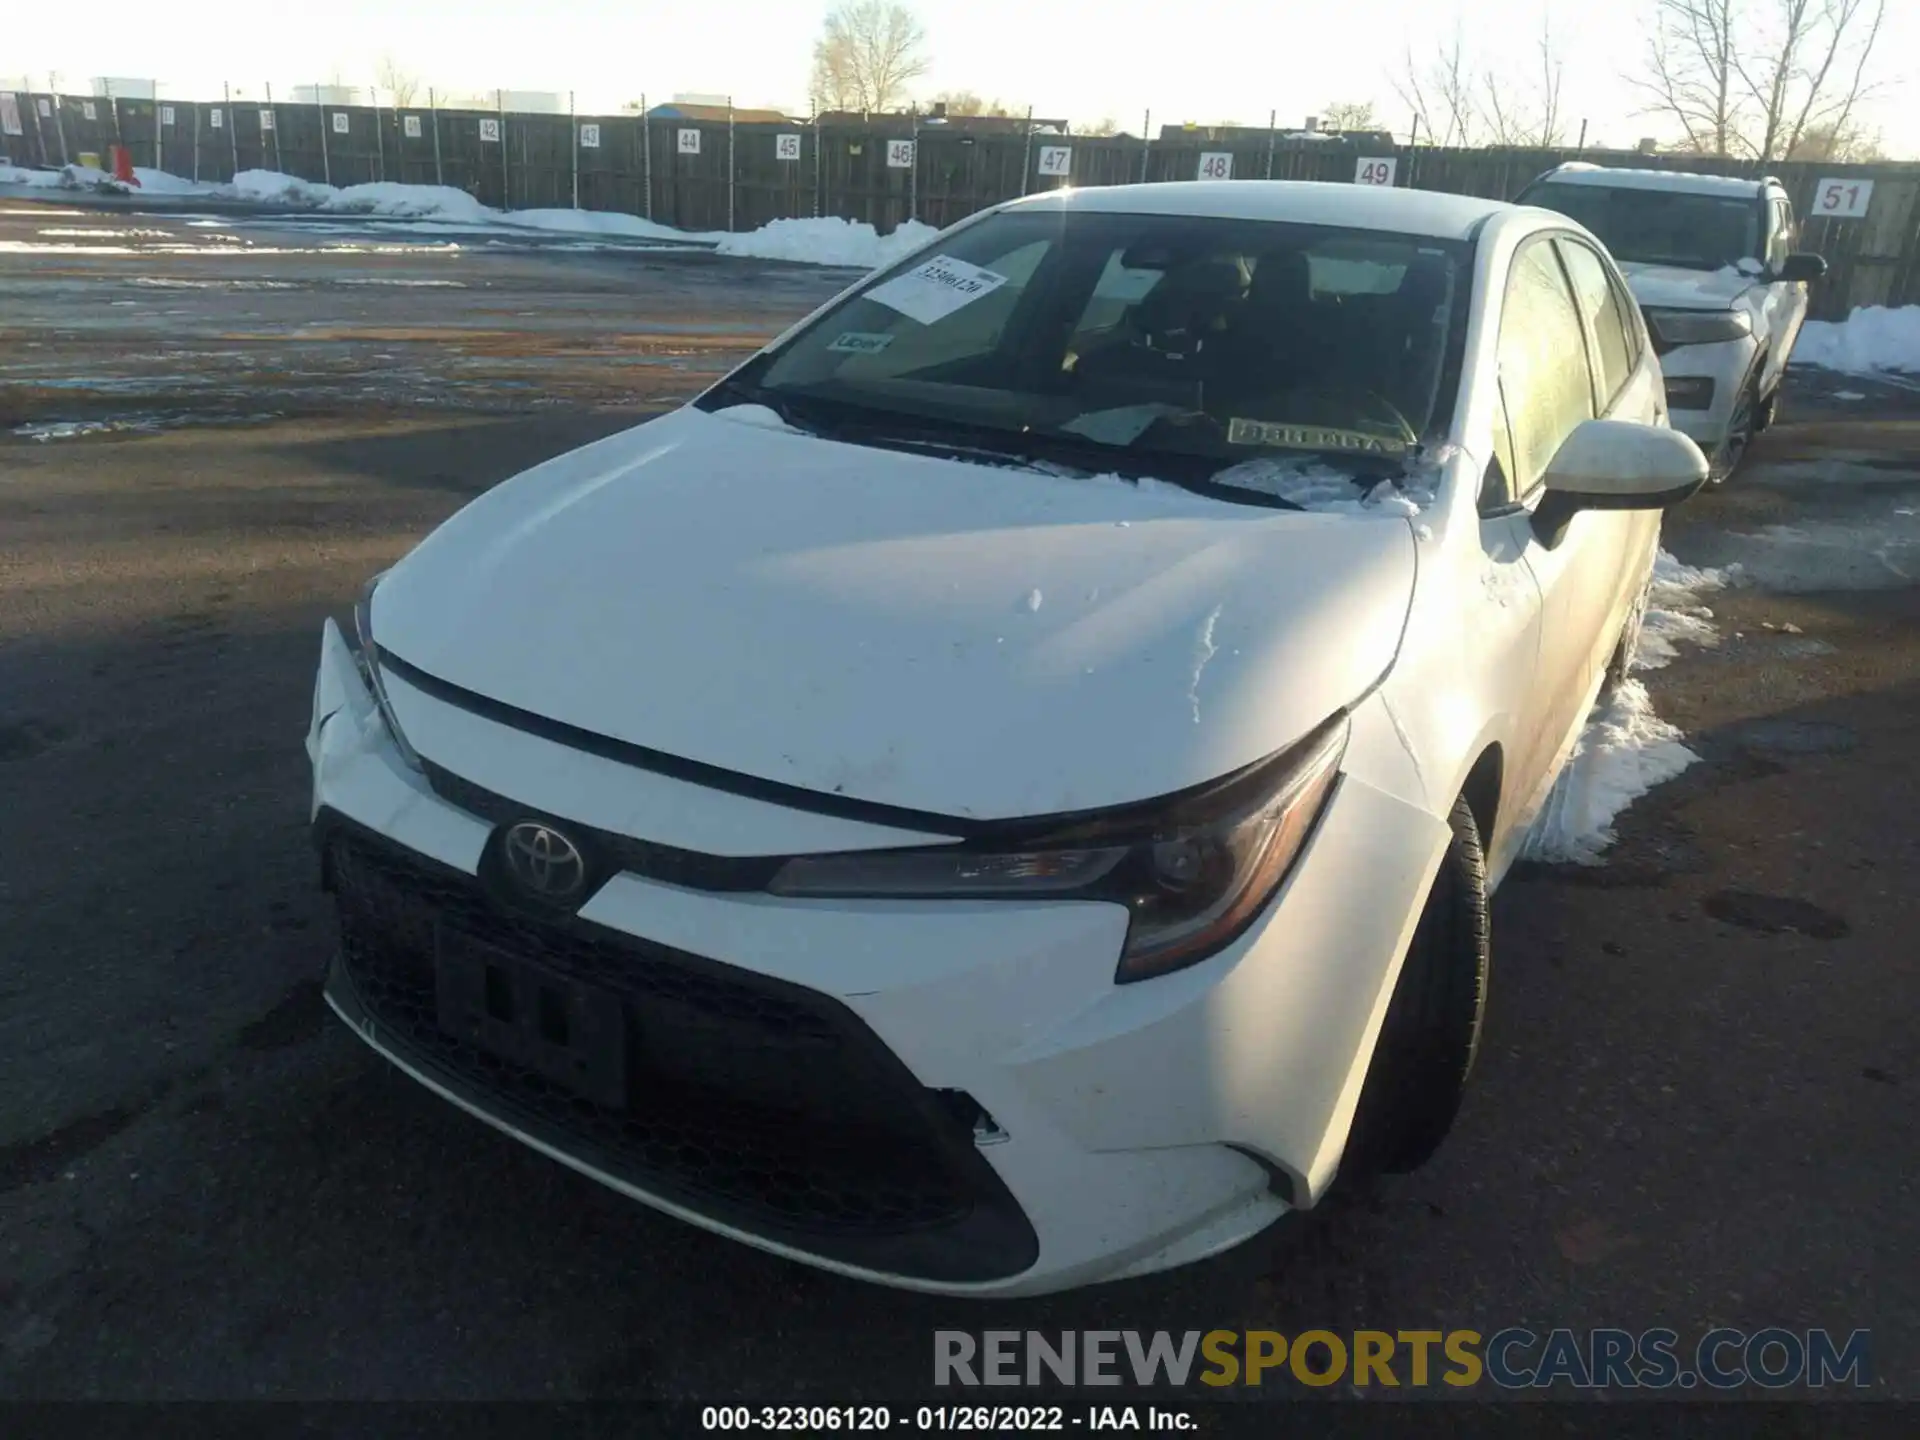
left=1519, top=680, right=1699, bottom=865
left=128, top=167, right=212, bottom=196
left=1209, top=456, right=1433, bottom=515
left=6, top=161, right=940, bottom=268
left=319, top=181, right=492, bottom=223
left=497, top=208, right=686, bottom=240
left=0, top=162, right=111, bottom=189
left=1522, top=548, right=1730, bottom=864
left=1634, top=549, right=1737, bottom=670
left=1794, top=305, right=1920, bottom=376
left=716, top=217, right=940, bottom=268
left=226, top=168, right=338, bottom=206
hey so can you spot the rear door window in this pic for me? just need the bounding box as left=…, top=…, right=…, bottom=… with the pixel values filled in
left=1556, top=239, right=1634, bottom=411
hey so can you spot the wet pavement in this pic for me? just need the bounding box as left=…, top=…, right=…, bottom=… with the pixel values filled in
left=1, top=211, right=1918, bottom=1409
left=1, top=205, right=848, bottom=426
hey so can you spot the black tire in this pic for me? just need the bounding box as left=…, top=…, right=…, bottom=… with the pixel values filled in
left=1342, top=795, right=1492, bottom=1178
left=1708, top=379, right=1759, bottom=485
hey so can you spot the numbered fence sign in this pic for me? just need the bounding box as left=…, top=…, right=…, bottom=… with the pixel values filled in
left=160, top=105, right=176, bottom=127
left=82, top=101, right=98, bottom=121
left=1813, top=177, right=1873, bottom=219
left=580, top=123, right=601, bottom=149
left=480, top=118, right=501, bottom=143
left=1037, top=145, right=1071, bottom=177
left=208, top=107, right=222, bottom=129
left=886, top=138, right=916, bottom=168
left=260, top=109, right=275, bottom=131
left=39, top=98, right=54, bottom=118
left=331, top=112, right=349, bottom=134
left=1355, top=156, right=1397, bottom=186
left=403, top=115, right=422, bottom=139
left=677, top=128, right=701, bottom=155
left=776, top=133, right=802, bottom=161
left=0, top=95, right=19, bottom=137
left=1197, top=151, right=1232, bottom=181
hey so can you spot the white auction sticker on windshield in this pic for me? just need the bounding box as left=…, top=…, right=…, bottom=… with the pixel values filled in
left=865, top=256, right=1008, bottom=325
left=827, top=331, right=894, bottom=354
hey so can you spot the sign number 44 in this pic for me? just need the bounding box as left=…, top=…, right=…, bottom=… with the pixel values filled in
left=1814, top=177, right=1873, bottom=218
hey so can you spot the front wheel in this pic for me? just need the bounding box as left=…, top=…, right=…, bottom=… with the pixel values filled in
left=1341, top=794, right=1492, bottom=1179
left=1708, top=381, right=1759, bottom=485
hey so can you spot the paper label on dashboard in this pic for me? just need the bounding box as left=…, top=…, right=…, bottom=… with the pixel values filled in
left=865, top=256, right=1009, bottom=325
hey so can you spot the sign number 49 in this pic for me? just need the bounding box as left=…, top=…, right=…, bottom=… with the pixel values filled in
left=1355, top=157, right=1397, bottom=186
left=1814, top=177, right=1873, bottom=218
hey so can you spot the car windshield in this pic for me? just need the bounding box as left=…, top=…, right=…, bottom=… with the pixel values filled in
left=1521, top=180, right=1761, bottom=272
left=707, top=209, right=1470, bottom=503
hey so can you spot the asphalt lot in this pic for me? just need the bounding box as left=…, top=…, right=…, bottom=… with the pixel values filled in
left=2, top=204, right=1918, bottom=1405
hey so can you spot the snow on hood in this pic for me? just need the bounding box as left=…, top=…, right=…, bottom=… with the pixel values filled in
left=1616, top=261, right=1757, bottom=312
left=372, top=407, right=1419, bottom=821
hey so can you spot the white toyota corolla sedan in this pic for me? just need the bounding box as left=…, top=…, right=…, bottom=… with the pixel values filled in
left=307, top=181, right=1707, bottom=1296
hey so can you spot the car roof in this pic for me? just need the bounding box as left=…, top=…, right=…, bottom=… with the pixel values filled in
left=1536, top=163, right=1772, bottom=198
left=1002, top=180, right=1515, bottom=241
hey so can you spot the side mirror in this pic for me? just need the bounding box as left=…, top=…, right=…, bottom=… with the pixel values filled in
left=1777, top=252, right=1827, bottom=284
left=1532, top=419, right=1709, bottom=547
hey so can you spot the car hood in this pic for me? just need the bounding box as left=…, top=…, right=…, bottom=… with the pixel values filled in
left=372, top=407, right=1418, bottom=823
left=1617, top=261, right=1757, bottom=312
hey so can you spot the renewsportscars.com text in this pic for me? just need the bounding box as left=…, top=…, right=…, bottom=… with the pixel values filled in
left=933, top=1328, right=1871, bottom=1390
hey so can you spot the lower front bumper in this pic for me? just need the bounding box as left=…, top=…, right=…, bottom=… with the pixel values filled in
left=309, top=618, right=1448, bottom=1295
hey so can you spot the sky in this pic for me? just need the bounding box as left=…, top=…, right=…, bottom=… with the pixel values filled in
left=7, top=0, right=1918, bottom=157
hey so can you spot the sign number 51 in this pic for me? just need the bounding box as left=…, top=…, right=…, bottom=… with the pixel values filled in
left=1814, top=178, right=1873, bottom=218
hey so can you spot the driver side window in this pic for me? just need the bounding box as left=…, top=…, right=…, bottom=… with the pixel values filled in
left=1496, top=240, right=1596, bottom=497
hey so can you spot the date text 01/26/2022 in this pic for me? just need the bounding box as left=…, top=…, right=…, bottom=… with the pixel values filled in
left=701, top=1405, right=1197, bottom=1431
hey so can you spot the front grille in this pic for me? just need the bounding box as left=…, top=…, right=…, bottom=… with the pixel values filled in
left=320, top=816, right=1037, bottom=1282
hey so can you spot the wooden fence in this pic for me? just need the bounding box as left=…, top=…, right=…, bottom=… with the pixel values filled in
left=5, top=85, right=1917, bottom=319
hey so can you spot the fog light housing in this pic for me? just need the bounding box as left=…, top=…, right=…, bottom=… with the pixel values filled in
left=1665, top=375, right=1716, bottom=411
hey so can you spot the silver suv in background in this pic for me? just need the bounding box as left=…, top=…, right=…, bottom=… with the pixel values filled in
left=1516, top=164, right=1827, bottom=481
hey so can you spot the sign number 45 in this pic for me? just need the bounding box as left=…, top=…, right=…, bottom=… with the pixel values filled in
left=1814, top=177, right=1873, bottom=219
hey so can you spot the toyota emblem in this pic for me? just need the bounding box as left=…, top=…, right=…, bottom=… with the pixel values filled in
left=501, top=821, right=588, bottom=902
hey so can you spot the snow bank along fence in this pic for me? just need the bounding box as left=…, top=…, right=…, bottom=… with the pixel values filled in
left=4, top=84, right=1917, bottom=319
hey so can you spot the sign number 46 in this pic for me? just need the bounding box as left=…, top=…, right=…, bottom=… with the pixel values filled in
left=1814, top=177, right=1873, bottom=218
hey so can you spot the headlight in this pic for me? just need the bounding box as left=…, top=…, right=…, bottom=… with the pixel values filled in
left=1645, top=308, right=1752, bottom=347
left=345, top=570, right=423, bottom=772
left=768, top=714, right=1349, bottom=982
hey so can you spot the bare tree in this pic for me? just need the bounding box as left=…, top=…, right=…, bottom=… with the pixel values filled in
left=1782, top=116, right=1883, bottom=160
left=1393, top=29, right=1478, bottom=146
left=1080, top=117, right=1119, bottom=136
left=809, top=1, right=930, bottom=114
left=1321, top=100, right=1379, bottom=131
left=1476, top=17, right=1566, bottom=146
left=930, top=90, right=1012, bottom=118
left=1636, top=0, right=1887, bottom=162
left=374, top=55, right=420, bottom=108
